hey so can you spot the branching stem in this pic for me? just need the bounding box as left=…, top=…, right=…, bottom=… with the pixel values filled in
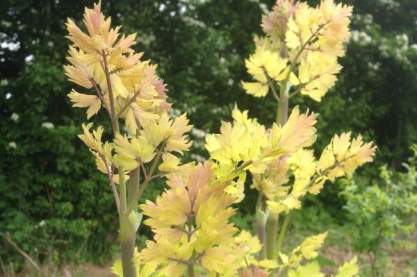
left=101, top=51, right=120, bottom=134
left=117, top=89, right=141, bottom=117
left=101, top=50, right=137, bottom=277
left=276, top=212, right=292, bottom=254
left=263, top=23, right=329, bottom=261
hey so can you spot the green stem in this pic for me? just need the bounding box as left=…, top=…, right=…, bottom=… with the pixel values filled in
left=119, top=204, right=137, bottom=277
left=255, top=192, right=267, bottom=259
left=263, top=23, right=328, bottom=261
left=187, top=264, right=195, bottom=277
left=277, top=93, right=289, bottom=125
left=120, top=233, right=137, bottom=277
left=266, top=214, right=279, bottom=259
left=265, top=80, right=289, bottom=259
left=276, top=212, right=292, bottom=253
left=185, top=215, right=196, bottom=277
left=119, top=169, right=127, bottom=212
left=127, top=167, right=140, bottom=212
left=272, top=155, right=357, bottom=254
left=102, top=51, right=136, bottom=277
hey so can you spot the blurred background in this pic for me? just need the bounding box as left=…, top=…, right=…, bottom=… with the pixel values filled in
left=1, top=0, right=416, bottom=276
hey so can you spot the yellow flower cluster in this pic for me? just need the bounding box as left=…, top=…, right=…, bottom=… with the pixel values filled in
left=205, top=108, right=269, bottom=175
left=113, top=114, right=192, bottom=172
left=279, top=232, right=328, bottom=269
left=65, top=2, right=170, bottom=130
left=66, top=2, right=193, bottom=180
left=206, top=107, right=317, bottom=202
left=318, top=132, right=377, bottom=181
left=78, top=123, right=117, bottom=181
left=237, top=1, right=375, bottom=218
left=206, top=107, right=375, bottom=215
left=241, top=47, right=288, bottom=97
left=264, top=133, right=375, bottom=215
left=243, top=0, right=352, bottom=101
left=138, top=163, right=267, bottom=276
left=278, top=233, right=359, bottom=277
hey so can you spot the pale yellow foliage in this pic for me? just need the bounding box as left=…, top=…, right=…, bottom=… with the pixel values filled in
left=65, top=2, right=171, bottom=131
left=241, top=46, right=289, bottom=97
left=111, top=248, right=158, bottom=277
left=113, top=134, right=156, bottom=171
left=243, top=0, right=352, bottom=101
left=207, top=106, right=317, bottom=204
left=318, top=132, right=376, bottom=181
left=288, top=261, right=324, bottom=277
left=279, top=232, right=328, bottom=269
left=336, top=256, right=359, bottom=277
left=205, top=108, right=269, bottom=172
left=271, top=107, right=317, bottom=153
left=295, top=52, right=342, bottom=101
left=139, top=164, right=262, bottom=276
left=68, top=2, right=373, bottom=277
left=68, top=89, right=101, bottom=119
left=140, top=113, right=192, bottom=153
left=158, top=153, right=181, bottom=173
left=78, top=123, right=114, bottom=178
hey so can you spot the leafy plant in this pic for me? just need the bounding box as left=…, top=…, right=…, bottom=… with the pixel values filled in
left=65, top=1, right=375, bottom=276
left=342, top=146, right=417, bottom=276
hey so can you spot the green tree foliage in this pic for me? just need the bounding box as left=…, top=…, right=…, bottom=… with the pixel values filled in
left=0, top=0, right=416, bottom=269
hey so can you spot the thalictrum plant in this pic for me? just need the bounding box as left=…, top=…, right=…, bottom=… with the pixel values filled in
left=65, top=1, right=375, bottom=276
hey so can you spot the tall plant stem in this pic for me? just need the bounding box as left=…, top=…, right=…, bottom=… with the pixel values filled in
left=188, top=264, right=196, bottom=277
left=102, top=51, right=137, bottom=277
left=255, top=192, right=267, bottom=259
left=185, top=217, right=196, bottom=277
left=276, top=212, right=292, bottom=253
left=264, top=22, right=330, bottom=260
left=277, top=92, right=288, bottom=124
left=266, top=80, right=289, bottom=259
left=120, top=234, right=137, bottom=277
left=266, top=214, right=279, bottom=259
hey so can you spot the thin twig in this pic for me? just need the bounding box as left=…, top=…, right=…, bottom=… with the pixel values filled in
left=101, top=50, right=127, bottom=214
left=168, top=257, right=189, bottom=266
left=90, top=78, right=110, bottom=113
left=289, top=68, right=334, bottom=99
left=140, top=163, right=148, bottom=180
left=262, top=67, right=280, bottom=102
left=108, top=171, right=121, bottom=213
left=281, top=22, right=329, bottom=96
left=291, top=22, right=328, bottom=68
left=101, top=51, right=119, bottom=134
left=99, top=154, right=120, bottom=213
left=1, top=233, right=45, bottom=277
left=145, top=174, right=162, bottom=183
left=186, top=216, right=196, bottom=277
left=137, top=148, right=164, bottom=199
left=109, top=67, right=124, bottom=75
left=117, top=89, right=141, bottom=117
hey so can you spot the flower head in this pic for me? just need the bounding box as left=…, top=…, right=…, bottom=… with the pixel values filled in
left=139, top=163, right=261, bottom=276
left=65, top=2, right=170, bottom=130
left=243, top=0, right=353, bottom=102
